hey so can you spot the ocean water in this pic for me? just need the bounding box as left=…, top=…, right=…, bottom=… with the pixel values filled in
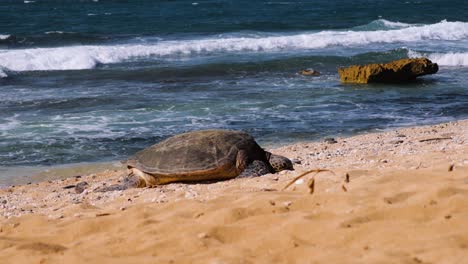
left=1, top=1, right=467, bottom=178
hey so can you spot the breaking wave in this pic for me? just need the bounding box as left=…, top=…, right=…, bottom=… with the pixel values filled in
left=1, top=20, right=467, bottom=72
left=0, top=69, right=7, bottom=78
left=408, top=50, right=468, bottom=66
left=378, top=19, right=413, bottom=29
left=352, top=19, right=415, bottom=31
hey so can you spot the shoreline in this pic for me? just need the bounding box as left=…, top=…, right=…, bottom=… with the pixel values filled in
left=1, top=117, right=463, bottom=187
left=1, top=119, right=467, bottom=215
left=0, top=119, right=467, bottom=263
left=0, top=161, right=123, bottom=188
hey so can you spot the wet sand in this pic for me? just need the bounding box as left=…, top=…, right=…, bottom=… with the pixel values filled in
left=1, top=120, right=467, bottom=263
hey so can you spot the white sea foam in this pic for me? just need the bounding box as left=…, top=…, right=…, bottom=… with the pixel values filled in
left=0, top=34, right=10, bottom=40
left=429, top=52, right=468, bottom=66
left=408, top=49, right=468, bottom=66
left=0, top=20, right=467, bottom=72
left=0, top=69, right=7, bottom=78
left=378, top=19, right=413, bottom=29
left=45, top=31, right=65, bottom=34
left=0, top=46, right=98, bottom=71
left=0, top=115, right=20, bottom=131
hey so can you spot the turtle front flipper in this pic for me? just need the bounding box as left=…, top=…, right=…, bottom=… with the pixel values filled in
left=238, top=160, right=272, bottom=177
left=268, top=154, right=294, bottom=172
left=235, top=150, right=249, bottom=173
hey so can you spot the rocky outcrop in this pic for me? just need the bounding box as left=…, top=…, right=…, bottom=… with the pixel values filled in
left=338, top=58, right=438, bottom=84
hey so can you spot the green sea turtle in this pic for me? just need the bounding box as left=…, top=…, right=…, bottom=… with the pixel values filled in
left=99, top=130, right=293, bottom=191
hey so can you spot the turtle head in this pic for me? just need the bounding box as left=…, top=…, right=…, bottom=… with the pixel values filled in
left=265, top=152, right=294, bottom=173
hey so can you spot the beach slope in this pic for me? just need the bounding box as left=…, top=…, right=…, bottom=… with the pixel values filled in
left=1, top=120, right=467, bottom=263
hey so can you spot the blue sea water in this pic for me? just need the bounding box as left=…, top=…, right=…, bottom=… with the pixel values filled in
left=0, top=1, right=467, bottom=176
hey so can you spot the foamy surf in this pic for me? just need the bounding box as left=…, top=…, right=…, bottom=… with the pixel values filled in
left=45, top=31, right=67, bottom=34
left=0, top=69, right=7, bottom=78
left=378, top=19, right=413, bottom=28
left=352, top=19, right=415, bottom=31
left=1, top=20, right=467, bottom=72
left=0, top=34, right=10, bottom=40
left=409, top=50, right=468, bottom=66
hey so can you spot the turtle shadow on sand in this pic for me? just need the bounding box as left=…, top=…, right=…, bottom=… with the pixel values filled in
left=96, top=130, right=294, bottom=192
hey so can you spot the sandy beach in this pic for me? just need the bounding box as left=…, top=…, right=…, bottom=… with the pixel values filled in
left=1, top=120, right=467, bottom=263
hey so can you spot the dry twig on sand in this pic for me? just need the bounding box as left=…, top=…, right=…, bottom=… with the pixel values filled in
left=307, top=178, right=315, bottom=194
left=419, top=137, right=452, bottom=142
left=282, top=169, right=333, bottom=192
left=448, top=164, right=455, bottom=171
left=341, top=185, right=348, bottom=192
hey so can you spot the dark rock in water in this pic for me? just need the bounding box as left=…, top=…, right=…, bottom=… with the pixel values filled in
left=338, top=58, right=438, bottom=84
left=74, top=182, right=89, bottom=194
left=299, top=69, right=320, bottom=76
left=324, top=137, right=338, bottom=144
